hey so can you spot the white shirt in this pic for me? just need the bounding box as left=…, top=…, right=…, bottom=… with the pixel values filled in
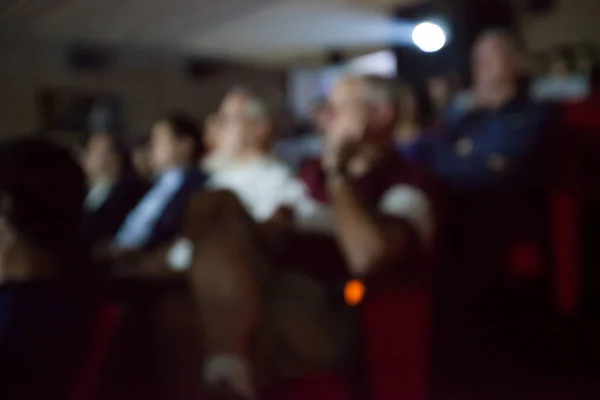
left=201, top=152, right=233, bottom=175
left=206, top=156, right=320, bottom=223
left=167, top=157, right=434, bottom=271
left=115, top=168, right=185, bottom=249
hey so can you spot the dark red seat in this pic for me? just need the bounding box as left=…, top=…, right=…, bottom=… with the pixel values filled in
left=68, top=302, right=123, bottom=400
left=363, top=286, right=430, bottom=400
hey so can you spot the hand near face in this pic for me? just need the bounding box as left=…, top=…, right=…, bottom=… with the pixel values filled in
left=322, top=101, right=368, bottom=173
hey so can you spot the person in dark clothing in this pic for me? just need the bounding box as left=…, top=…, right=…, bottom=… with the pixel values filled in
left=82, top=132, right=149, bottom=248
left=0, top=137, right=91, bottom=399
left=414, top=29, right=563, bottom=398
left=113, top=112, right=207, bottom=253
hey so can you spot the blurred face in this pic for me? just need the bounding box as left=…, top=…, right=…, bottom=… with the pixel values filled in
left=213, top=93, right=269, bottom=157
left=326, top=78, right=369, bottom=144
left=473, top=34, right=519, bottom=89
left=549, top=57, right=570, bottom=77
left=83, top=133, right=120, bottom=183
left=132, top=145, right=151, bottom=179
left=149, top=121, right=192, bottom=174
left=428, top=76, right=450, bottom=108
left=325, top=78, right=394, bottom=147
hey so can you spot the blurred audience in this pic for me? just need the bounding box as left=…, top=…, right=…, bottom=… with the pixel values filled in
left=0, top=138, right=90, bottom=398
left=182, top=75, right=434, bottom=399
left=81, top=131, right=149, bottom=247
left=2, top=13, right=600, bottom=400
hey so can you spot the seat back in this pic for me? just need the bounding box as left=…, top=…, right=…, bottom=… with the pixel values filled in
left=363, top=286, right=431, bottom=400
left=68, top=302, right=123, bottom=400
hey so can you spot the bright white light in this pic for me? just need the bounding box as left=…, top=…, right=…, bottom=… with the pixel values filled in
left=412, top=22, right=446, bottom=53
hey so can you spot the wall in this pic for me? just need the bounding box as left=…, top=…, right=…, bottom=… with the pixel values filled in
left=0, top=40, right=285, bottom=139
left=519, top=0, right=600, bottom=51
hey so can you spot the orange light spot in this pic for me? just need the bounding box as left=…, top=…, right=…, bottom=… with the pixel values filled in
left=344, top=279, right=365, bottom=306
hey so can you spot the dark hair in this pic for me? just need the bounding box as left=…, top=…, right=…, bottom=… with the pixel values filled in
left=160, top=111, right=203, bottom=161
left=548, top=45, right=577, bottom=72
left=477, top=27, right=525, bottom=52
left=131, top=134, right=149, bottom=149
left=85, top=131, right=131, bottom=173
left=0, top=138, right=86, bottom=256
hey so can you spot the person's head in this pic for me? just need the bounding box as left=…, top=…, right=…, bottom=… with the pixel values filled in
left=326, top=74, right=398, bottom=149
left=202, top=114, right=218, bottom=154
left=213, top=86, right=273, bottom=158
left=0, top=138, right=86, bottom=279
left=149, top=112, right=202, bottom=174
left=573, top=42, right=596, bottom=72
left=472, top=28, right=524, bottom=90
left=548, top=46, right=576, bottom=77
left=82, top=132, right=124, bottom=185
left=131, top=136, right=152, bottom=180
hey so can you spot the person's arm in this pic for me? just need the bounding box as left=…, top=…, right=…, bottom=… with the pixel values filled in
left=327, top=176, right=398, bottom=277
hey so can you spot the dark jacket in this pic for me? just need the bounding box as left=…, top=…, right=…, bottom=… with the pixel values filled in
left=0, top=281, right=92, bottom=399
left=144, top=168, right=207, bottom=250
left=82, top=175, right=150, bottom=246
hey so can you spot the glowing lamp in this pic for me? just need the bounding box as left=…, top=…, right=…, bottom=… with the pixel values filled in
left=412, top=22, right=446, bottom=53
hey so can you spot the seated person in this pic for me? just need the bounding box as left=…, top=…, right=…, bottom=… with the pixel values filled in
left=0, top=138, right=91, bottom=398
left=419, top=28, right=558, bottom=190
left=81, top=131, right=149, bottom=248
left=168, top=86, right=332, bottom=270
left=113, top=112, right=206, bottom=254
left=177, top=75, right=435, bottom=398
left=203, top=87, right=319, bottom=222
left=416, top=29, right=562, bottom=396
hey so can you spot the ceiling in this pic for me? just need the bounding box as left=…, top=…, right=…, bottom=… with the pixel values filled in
left=0, top=0, right=423, bottom=64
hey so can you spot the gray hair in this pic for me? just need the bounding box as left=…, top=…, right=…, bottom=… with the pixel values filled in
left=336, top=74, right=399, bottom=106
left=227, top=85, right=270, bottom=118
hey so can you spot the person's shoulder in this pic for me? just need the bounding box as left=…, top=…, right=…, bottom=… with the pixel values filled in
left=184, top=168, right=209, bottom=188
left=264, top=156, right=294, bottom=172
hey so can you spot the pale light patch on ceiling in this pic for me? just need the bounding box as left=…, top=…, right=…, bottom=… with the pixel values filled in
left=0, top=0, right=424, bottom=64
left=188, top=1, right=395, bottom=57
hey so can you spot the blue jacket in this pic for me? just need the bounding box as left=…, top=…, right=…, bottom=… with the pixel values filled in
left=418, top=93, right=560, bottom=191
